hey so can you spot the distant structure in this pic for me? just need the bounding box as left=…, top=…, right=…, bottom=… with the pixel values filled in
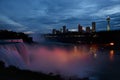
left=63, top=25, right=66, bottom=33
left=60, top=28, right=62, bottom=33
left=44, top=17, right=120, bottom=45
left=92, top=22, right=96, bottom=32
left=86, top=26, right=90, bottom=33
left=66, top=29, right=69, bottom=32
left=78, top=24, right=83, bottom=32
left=52, top=29, right=56, bottom=34
left=106, top=16, right=110, bottom=31
left=52, top=22, right=96, bottom=34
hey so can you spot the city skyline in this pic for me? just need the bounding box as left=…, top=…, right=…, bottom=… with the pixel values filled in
left=0, top=0, right=120, bottom=33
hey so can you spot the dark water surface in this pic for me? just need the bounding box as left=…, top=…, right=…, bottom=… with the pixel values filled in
left=0, top=42, right=120, bottom=80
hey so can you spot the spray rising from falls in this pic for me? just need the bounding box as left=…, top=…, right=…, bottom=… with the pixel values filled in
left=0, top=42, right=104, bottom=78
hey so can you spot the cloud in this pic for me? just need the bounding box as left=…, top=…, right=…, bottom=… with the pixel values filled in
left=92, top=5, right=120, bottom=17
left=110, top=0, right=120, bottom=2
left=0, top=14, right=28, bottom=31
left=0, top=0, right=120, bottom=33
left=114, top=24, right=120, bottom=27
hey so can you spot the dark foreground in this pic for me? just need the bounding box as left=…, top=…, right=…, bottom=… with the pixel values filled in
left=0, top=61, right=89, bottom=80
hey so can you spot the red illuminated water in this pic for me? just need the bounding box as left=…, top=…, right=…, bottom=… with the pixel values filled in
left=0, top=42, right=120, bottom=80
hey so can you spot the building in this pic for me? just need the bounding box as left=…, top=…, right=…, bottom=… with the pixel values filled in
left=52, top=29, right=56, bottom=34
left=106, top=16, right=110, bottom=31
left=86, top=26, right=90, bottom=33
left=63, top=25, right=66, bottom=33
left=92, top=22, right=96, bottom=32
left=78, top=24, right=83, bottom=32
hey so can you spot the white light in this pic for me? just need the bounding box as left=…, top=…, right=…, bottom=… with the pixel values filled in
left=110, top=42, right=114, bottom=46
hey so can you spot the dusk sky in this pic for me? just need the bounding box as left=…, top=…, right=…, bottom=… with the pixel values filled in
left=0, top=0, right=120, bottom=33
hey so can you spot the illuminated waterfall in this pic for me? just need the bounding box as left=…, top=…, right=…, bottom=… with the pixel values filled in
left=0, top=43, right=29, bottom=68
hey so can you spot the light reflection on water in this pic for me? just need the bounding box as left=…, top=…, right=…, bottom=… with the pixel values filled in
left=27, top=43, right=120, bottom=79
left=109, top=50, right=114, bottom=61
left=0, top=42, right=120, bottom=80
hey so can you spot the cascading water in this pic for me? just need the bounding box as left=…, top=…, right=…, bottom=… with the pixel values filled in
left=0, top=43, right=29, bottom=68
left=0, top=42, right=112, bottom=79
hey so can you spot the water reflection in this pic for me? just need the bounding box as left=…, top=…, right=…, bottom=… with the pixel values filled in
left=109, top=50, right=114, bottom=61
left=27, top=43, right=120, bottom=79
left=90, top=44, right=98, bottom=58
left=0, top=42, right=120, bottom=79
left=27, top=44, right=101, bottom=78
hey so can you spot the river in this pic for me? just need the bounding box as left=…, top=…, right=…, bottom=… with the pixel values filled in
left=0, top=42, right=120, bottom=80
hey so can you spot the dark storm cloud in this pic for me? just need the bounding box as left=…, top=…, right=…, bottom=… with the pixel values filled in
left=0, top=0, right=120, bottom=33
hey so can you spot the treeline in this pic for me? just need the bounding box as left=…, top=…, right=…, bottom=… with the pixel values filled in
left=0, top=30, right=33, bottom=43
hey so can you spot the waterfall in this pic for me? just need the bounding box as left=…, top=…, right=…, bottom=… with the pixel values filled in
left=0, top=42, right=101, bottom=78
left=0, top=43, right=29, bottom=69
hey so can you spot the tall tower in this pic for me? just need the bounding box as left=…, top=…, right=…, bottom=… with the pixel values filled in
left=92, top=22, right=96, bottom=32
left=106, top=16, right=110, bottom=31
left=63, top=25, right=66, bottom=33
left=78, top=24, right=82, bottom=32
